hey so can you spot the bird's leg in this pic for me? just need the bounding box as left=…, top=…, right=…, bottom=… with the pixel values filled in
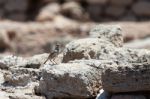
left=44, top=53, right=52, bottom=64
left=44, top=57, right=49, bottom=64
left=49, top=59, right=55, bottom=64
left=51, top=58, right=57, bottom=64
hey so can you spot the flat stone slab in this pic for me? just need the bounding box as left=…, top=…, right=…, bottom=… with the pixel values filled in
left=102, top=49, right=150, bottom=93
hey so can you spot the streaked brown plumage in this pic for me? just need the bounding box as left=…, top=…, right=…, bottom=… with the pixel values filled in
left=44, top=44, right=60, bottom=64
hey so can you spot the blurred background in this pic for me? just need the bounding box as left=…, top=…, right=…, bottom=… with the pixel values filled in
left=0, top=0, right=150, bottom=56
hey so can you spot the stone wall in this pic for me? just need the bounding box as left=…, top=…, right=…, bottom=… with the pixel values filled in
left=1, top=0, right=150, bottom=21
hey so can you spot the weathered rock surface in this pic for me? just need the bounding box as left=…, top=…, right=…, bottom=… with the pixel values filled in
left=0, top=54, right=46, bottom=99
left=4, top=71, right=30, bottom=86
left=0, top=82, right=45, bottom=99
left=62, top=38, right=116, bottom=63
left=0, top=55, right=26, bottom=69
left=1, top=23, right=150, bottom=99
left=36, top=3, right=61, bottom=21
left=37, top=60, right=113, bottom=99
left=61, top=1, right=88, bottom=21
left=102, top=48, right=150, bottom=93
left=89, top=25, right=123, bottom=47
left=25, top=53, right=49, bottom=69
left=63, top=25, right=123, bottom=63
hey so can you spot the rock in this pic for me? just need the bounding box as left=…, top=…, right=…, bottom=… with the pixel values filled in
left=105, top=6, right=126, bottom=18
left=3, top=71, right=30, bottom=86
left=102, top=48, right=150, bottom=93
left=63, top=25, right=124, bottom=63
left=0, top=61, right=9, bottom=70
left=111, top=95, right=146, bottom=99
left=124, top=38, right=150, bottom=49
left=3, top=67, right=42, bottom=86
left=10, top=67, right=42, bottom=81
left=0, top=82, right=46, bottom=99
left=61, top=1, right=88, bottom=21
left=62, top=38, right=115, bottom=62
left=0, top=70, right=4, bottom=84
left=132, top=1, right=150, bottom=16
left=53, top=15, right=80, bottom=33
left=8, top=95, right=46, bottom=99
left=120, top=22, right=150, bottom=42
left=36, top=3, right=61, bottom=21
left=37, top=60, right=112, bottom=99
left=25, top=53, right=49, bottom=69
left=0, top=55, right=26, bottom=69
left=110, top=0, right=133, bottom=6
left=89, top=25, right=123, bottom=47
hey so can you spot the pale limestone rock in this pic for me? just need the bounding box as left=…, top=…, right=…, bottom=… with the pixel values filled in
left=89, top=25, right=123, bottom=47
left=37, top=60, right=114, bottom=99
left=102, top=49, right=150, bottom=92
left=62, top=38, right=115, bottom=62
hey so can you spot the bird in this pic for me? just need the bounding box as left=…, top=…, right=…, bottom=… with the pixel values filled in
left=43, top=43, right=60, bottom=64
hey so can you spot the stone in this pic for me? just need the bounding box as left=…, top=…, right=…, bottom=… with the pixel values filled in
left=102, top=48, right=150, bottom=93
left=25, top=53, right=49, bottom=69
left=124, top=38, right=150, bottom=49
left=120, top=22, right=150, bottom=42
left=62, top=25, right=124, bottom=63
left=111, top=95, right=146, bottom=99
left=62, top=38, right=115, bottom=62
left=105, top=6, right=126, bottom=18
left=0, top=55, right=26, bottom=69
left=3, top=67, right=42, bottom=86
left=110, top=0, right=134, bottom=6
left=132, top=1, right=150, bottom=16
left=89, top=25, right=123, bottom=47
left=36, top=3, right=61, bottom=21
left=0, top=61, right=8, bottom=70
left=61, top=1, right=88, bottom=21
left=11, top=67, right=41, bottom=81
left=37, top=60, right=112, bottom=99
left=8, top=95, right=46, bottom=99
left=0, top=70, right=4, bottom=84
left=3, top=71, right=30, bottom=86
left=0, top=82, right=46, bottom=99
